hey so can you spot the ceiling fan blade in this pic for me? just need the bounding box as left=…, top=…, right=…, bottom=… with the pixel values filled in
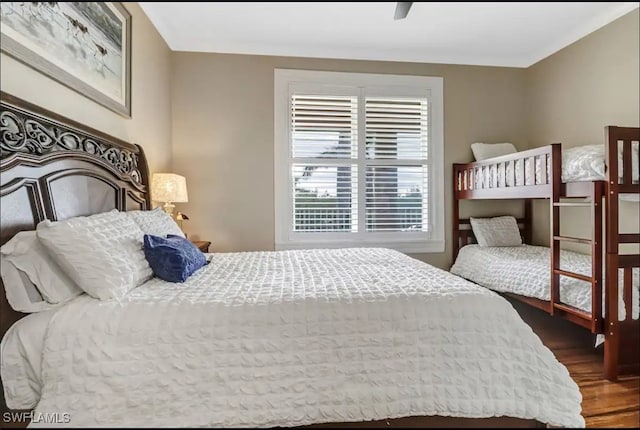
left=394, top=2, right=413, bottom=20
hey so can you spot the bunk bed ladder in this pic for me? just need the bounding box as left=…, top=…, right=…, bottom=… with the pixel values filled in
left=550, top=148, right=603, bottom=333
left=550, top=187, right=603, bottom=332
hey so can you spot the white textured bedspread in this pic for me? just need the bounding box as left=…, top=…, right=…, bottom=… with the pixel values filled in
left=450, top=245, right=639, bottom=320
left=3, top=248, right=584, bottom=428
left=561, top=142, right=639, bottom=183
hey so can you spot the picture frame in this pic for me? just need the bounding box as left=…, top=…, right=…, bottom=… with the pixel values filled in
left=0, top=2, right=132, bottom=117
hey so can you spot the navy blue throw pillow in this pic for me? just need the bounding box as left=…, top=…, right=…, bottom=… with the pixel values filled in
left=143, top=234, right=207, bottom=283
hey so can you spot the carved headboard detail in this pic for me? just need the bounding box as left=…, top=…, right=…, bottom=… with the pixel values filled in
left=1, top=103, right=143, bottom=184
left=0, top=91, right=151, bottom=336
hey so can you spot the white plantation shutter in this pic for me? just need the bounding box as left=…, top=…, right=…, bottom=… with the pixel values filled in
left=366, top=165, right=428, bottom=232
left=291, top=95, right=357, bottom=159
left=365, top=98, right=428, bottom=160
left=365, top=97, right=429, bottom=232
left=290, top=94, right=429, bottom=234
left=291, top=95, right=358, bottom=232
left=275, top=70, right=444, bottom=252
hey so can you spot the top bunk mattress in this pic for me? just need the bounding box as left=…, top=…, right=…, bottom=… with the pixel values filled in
left=561, top=143, right=639, bottom=183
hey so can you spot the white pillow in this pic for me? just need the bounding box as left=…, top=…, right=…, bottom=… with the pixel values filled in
left=471, top=142, right=518, bottom=161
left=0, top=231, right=83, bottom=304
left=470, top=216, right=523, bottom=247
left=128, top=207, right=185, bottom=238
left=0, top=254, right=53, bottom=313
left=36, top=210, right=153, bottom=301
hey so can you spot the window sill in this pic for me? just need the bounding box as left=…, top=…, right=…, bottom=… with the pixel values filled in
left=275, top=240, right=445, bottom=254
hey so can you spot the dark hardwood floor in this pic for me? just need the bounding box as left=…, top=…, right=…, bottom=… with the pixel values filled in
left=508, top=298, right=640, bottom=428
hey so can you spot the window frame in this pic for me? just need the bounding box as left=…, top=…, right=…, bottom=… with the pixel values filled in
left=274, top=69, right=444, bottom=253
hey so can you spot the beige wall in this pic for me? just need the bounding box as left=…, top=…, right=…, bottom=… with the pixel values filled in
left=171, top=53, right=527, bottom=268
left=526, top=9, right=640, bottom=251
left=6, top=3, right=633, bottom=267
left=0, top=2, right=173, bottom=174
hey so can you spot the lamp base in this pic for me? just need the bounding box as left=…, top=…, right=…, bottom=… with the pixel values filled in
left=176, top=212, right=189, bottom=237
left=162, top=202, right=175, bottom=218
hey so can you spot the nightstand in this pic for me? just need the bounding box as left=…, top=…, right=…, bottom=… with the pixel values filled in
left=190, top=240, right=211, bottom=253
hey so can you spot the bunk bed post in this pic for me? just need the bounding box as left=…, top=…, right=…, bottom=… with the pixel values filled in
left=591, top=182, right=604, bottom=334
left=604, top=126, right=620, bottom=381
left=452, top=165, right=461, bottom=261
left=524, top=199, right=533, bottom=245
left=549, top=144, right=562, bottom=316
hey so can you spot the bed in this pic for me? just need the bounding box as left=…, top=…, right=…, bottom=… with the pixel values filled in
left=453, top=129, right=640, bottom=381
left=451, top=244, right=640, bottom=320
left=0, top=92, right=584, bottom=428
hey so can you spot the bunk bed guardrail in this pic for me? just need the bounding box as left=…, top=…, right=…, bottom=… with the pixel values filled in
left=454, top=144, right=558, bottom=199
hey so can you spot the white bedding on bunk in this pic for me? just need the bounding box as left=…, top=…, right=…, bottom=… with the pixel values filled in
left=561, top=143, right=639, bottom=183
left=473, top=143, right=639, bottom=191
left=1, top=248, right=584, bottom=428
left=450, top=244, right=640, bottom=320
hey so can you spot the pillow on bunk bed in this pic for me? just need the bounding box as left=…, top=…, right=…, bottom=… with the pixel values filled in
left=471, top=142, right=517, bottom=161
left=470, top=216, right=523, bottom=247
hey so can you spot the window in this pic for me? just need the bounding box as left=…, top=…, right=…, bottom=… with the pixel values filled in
left=275, top=70, right=444, bottom=253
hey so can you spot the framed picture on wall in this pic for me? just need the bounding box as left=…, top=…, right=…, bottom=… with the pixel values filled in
left=0, top=2, right=132, bottom=117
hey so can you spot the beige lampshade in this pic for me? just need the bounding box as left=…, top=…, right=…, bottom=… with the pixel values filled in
left=151, top=173, right=189, bottom=203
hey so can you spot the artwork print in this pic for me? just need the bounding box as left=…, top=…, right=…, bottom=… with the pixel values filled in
left=1, top=2, right=131, bottom=116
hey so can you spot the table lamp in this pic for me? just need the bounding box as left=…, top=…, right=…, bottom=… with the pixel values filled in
left=151, top=173, right=188, bottom=218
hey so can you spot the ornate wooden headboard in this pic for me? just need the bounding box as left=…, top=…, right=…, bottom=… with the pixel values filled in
left=0, top=92, right=151, bottom=336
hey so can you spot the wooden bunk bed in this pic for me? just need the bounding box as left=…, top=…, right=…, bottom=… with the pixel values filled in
left=452, top=126, right=640, bottom=381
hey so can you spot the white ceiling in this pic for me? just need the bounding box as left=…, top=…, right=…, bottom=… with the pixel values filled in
left=140, top=2, right=639, bottom=67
